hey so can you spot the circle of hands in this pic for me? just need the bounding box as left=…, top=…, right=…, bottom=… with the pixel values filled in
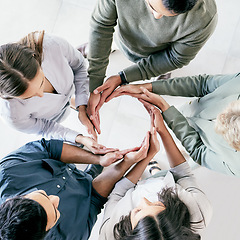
left=78, top=77, right=171, bottom=167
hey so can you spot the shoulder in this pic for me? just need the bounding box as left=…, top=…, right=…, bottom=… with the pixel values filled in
left=191, top=0, right=217, bottom=19
left=42, top=33, right=73, bottom=56
left=177, top=0, right=217, bottom=37
left=0, top=98, right=26, bottom=121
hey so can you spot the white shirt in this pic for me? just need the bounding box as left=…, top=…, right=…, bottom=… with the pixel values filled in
left=99, top=162, right=212, bottom=239
left=0, top=34, right=89, bottom=143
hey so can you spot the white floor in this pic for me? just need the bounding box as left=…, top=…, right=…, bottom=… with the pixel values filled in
left=0, top=0, right=240, bottom=239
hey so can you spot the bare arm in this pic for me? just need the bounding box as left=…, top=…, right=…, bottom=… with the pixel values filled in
left=140, top=99, right=185, bottom=168
left=61, top=143, right=122, bottom=167
left=92, top=133, right=150, bottom=198
left=125, top=128, right=160, bottom=184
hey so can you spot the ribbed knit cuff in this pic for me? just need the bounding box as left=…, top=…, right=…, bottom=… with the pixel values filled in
left=118, top=71, right=129, bottom=85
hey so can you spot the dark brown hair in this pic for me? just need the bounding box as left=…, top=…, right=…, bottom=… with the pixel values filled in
left=0, top=31, right=45, bottom=98
left=113, top=188, right=201, bottom=240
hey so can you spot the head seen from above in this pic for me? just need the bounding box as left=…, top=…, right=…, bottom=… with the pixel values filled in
left=114, top=188, right=201, bottom=240
left=0, top=31, right=45, bottom=99
left=145, top=0, right=198, bottom=19
left=0, top=190, right=60, bottom=240
left=215, top=100, right=240, bottom=151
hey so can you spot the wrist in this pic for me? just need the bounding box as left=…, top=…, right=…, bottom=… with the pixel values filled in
left=157, top=127, right=168, bottom=137
left=97, top=155, right=103, bottom=166
left=146, top=83, right=153, bottom=92
left=118, top=71, right=129, bottom=85
left=78, top=105, right=86, bottom=111
left=161, top=103, right=170, bottom=112
left=119, top=159, right=133, bottom=170
left=75, top=134, right=84, bottom=144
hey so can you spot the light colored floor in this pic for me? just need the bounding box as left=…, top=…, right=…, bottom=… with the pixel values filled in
left=0, top=0, right=240, bottom=239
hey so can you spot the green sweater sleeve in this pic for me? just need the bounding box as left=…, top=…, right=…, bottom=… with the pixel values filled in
left=88, top=0, right=217, bottom=91
left=88, top=0, right=117, bottom=92
left=162, top=106, right=208, bottom=165
left=152, top=73, right=239, bottom=97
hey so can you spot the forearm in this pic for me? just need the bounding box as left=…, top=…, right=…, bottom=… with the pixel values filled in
left=152, top=73, right=235, bottom=97
left=152, top=74, right=211, bottom=97
left=162, top=106, right=206, bottom=162
left=88, top=0, right=117, bottom=92
left=61, top=35, right=89, bottom=107
left=123, top=49, right=181, bottom=83
left=73, top=60, right=89, bottom=107
left=11, top=117, right=79, bottom=144
left=92, top=160, right=133, bottom=198
left=88, top=30, right=113, bottom=92
left=61, top=143, right=100, bottom=164
left=158, top=126, right=186, bottom=168
left=125, top=156, right=152, bottom=184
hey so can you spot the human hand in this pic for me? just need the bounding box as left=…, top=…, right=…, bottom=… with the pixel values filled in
left=123, top=132, right=150, bottom=164
left=99, top=145, right=143, bottom=167
left=148, top=126, right=160, bottom=158
left=105, top=83, right=152, bottom=102
left=139, top=99, right=167, bottom=135
left=138, top=87, right=170, bottom=112
left=93, top=75, right=122, bottom=112
left=75, top=135, right=118, bottom=155
left=78, top=105, right=98, bottom=141
left=87, top=93, right=101, bottom=134
left=98, top=151, right=124, bottom=167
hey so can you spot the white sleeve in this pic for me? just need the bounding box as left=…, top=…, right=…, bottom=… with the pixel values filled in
left=5, top=113, right=79, bottom=143
left=101, top=177, right=135, bottom=228
left=170, top=162, right=213, bottom=230
left=53, top=35, right=89, bottom=107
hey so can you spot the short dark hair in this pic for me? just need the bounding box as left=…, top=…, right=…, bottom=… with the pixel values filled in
left=0, top=196, right=48, bottom=240
left=113, top=188, right=201, bottom=240
left=0, top=31, right=44, bottom=98
left=162, top=0, right=198, bottom=14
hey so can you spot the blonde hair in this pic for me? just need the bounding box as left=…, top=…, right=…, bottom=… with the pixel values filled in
left=215, top=100, right=240, bottom=151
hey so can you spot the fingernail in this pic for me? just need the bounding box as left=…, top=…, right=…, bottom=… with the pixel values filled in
left=93, top=89, right=98, bottom=94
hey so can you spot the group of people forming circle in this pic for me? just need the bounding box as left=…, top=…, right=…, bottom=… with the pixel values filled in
left=0, top=0, right=239, bottom=239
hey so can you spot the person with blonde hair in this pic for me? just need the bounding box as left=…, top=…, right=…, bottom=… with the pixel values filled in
left=215, top=100, right=240, bottom=151
left=107, top=73, right=240, bottom=176
left=0, top=31, right=111, bottom=156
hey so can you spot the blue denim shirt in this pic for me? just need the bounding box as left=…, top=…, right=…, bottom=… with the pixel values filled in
left=0, top=139, right=107, bottom=240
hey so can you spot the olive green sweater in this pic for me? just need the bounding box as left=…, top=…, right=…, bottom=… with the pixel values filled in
left=88, top=0, right=217, bottom=91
